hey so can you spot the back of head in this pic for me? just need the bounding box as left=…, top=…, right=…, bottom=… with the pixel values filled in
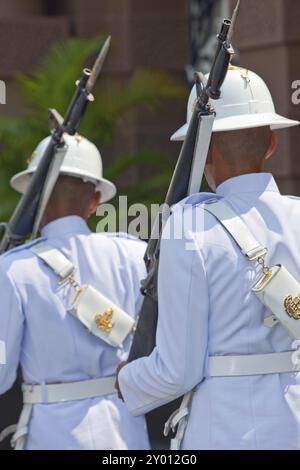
left=40, top=175, right=99, bottom=227
left=211, top=126, right=273, bottom=171
left=48, top=175, right=96, bottom=212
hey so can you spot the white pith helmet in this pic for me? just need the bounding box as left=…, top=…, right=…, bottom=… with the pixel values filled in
left=10, top=133, right=117, bottom=203
left=171, top=67, right=300, bottom=141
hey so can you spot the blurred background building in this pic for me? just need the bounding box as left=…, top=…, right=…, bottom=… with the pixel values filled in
left=0, top=0, right=299, bottom=450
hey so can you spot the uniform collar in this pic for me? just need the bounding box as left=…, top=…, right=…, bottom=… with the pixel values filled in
left=41, top=215, right=91, bottom=238
left=216, top=173, right=280, bottom=198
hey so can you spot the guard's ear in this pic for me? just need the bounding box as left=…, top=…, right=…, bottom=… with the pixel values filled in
left=206, top=147, right=212, bottom=164
left=264, top=131, right=278, bottom=161
left=88, top=191, right=101, bottom=218
left=207, top=140, right=215, bottom=164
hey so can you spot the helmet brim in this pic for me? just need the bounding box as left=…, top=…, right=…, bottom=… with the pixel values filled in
left=170, top=113, right=300, bottom=141
left=10, top=168, right=117, bottom=204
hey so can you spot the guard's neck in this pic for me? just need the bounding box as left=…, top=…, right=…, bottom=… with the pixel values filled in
left=40, top=209, right=87, bottom=230
left=215, top=166, right=263, bottom=189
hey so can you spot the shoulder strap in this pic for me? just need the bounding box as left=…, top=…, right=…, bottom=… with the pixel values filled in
left=30, top=243, right=75, bottom=281
left=203, top=199, right=267, bottom=261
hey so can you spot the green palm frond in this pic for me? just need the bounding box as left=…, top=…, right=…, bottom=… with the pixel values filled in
left=106, top=149, right=171, bottom=180
left=0, top=36, right=185, bottom=224
left=16, top=37, right=103, bottom=115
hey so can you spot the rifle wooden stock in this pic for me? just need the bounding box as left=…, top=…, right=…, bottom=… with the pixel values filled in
left=128, top=104, right=203, bottom=362
left=128, top=15, right=236, bottom=362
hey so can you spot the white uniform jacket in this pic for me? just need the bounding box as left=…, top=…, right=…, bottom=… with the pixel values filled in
left=0, top=215, right=150, bottom=450
left=119, top=173, right=300, bottom=450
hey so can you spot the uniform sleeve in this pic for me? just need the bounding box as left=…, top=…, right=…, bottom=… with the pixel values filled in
left=0, top=265, right=24, bottom=394
left=118, top=211, right=209, bottom=416
left=124, top=238, right=147, bottom=315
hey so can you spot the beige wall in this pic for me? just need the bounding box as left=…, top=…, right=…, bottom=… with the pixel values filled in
left=231, top=0, right=300, bottom=194
left=1, top=0, right=299, bottom=194
left=0, top=0, right=189, bottom=168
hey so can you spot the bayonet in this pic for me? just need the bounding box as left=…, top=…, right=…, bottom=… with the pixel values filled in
left=0, top=37, right=111, bottom=252
left=86, top=36, right=111, bottom=93
left=228, top=0, right=241, bottom=44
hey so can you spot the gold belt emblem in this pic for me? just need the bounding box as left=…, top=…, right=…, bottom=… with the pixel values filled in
left=95, top=308, right=114, bottom=332
left=284, top=294, right=300, bottom=320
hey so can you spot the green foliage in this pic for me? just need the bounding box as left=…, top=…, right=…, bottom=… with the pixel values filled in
left=0, top=36, right=185, bottom=228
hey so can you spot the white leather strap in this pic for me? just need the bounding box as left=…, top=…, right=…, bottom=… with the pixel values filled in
left=208, top=351, right=300, bottom=377
left=30, top=243, right=75, bottom=280
left=0, top=424, right=17, bottom=443
left=22, top=376, right=116, bottom=404
left=164, top=391, right=194, bottom=450
left=203, top=199, right=267, bottom=260
left=4, top=377, right=116, bottom=450
left=11, top=404, right=33, bottom=450
left=32, top=144, right=68, bottom=238
left=188, top=114, right=215, bottom=195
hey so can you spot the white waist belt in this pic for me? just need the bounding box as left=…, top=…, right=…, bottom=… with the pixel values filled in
left=1, top=376, right=116, bottom=450
left=22, top=376, right=116, bottom=404
left=208, top=351, right=300, bottom=377
left=164, top=350, right=300, bottom=452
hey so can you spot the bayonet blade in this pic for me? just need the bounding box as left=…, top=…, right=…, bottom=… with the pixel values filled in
left=86, top=36, right=111, bottom=93
left=227, top=0, right=241, bottom=44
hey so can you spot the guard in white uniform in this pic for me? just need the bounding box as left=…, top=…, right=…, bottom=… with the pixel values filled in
left=117, top=68, right=300, bottom=450
left=0, top=134, right=150, bottom=450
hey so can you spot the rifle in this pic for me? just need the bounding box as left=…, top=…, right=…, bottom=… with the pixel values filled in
left=0, top=36, right=111, bottom=254
left=128, top=1, right=241, bottom=362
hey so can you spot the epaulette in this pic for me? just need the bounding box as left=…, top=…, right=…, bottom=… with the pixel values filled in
left=99, top=232, right=142, bottom=242
left=0, top=237, right=46, bottom=259
left=171, top=192, right=220, bottom=214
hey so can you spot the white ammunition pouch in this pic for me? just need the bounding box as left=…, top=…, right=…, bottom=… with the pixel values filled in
left=253, top=266, right=300, bottom=338
left=165, top=198, right=300, bottom=450
left=204, top=198, right=300, bottom=341
left=30, top=243, right=135, bottom=348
